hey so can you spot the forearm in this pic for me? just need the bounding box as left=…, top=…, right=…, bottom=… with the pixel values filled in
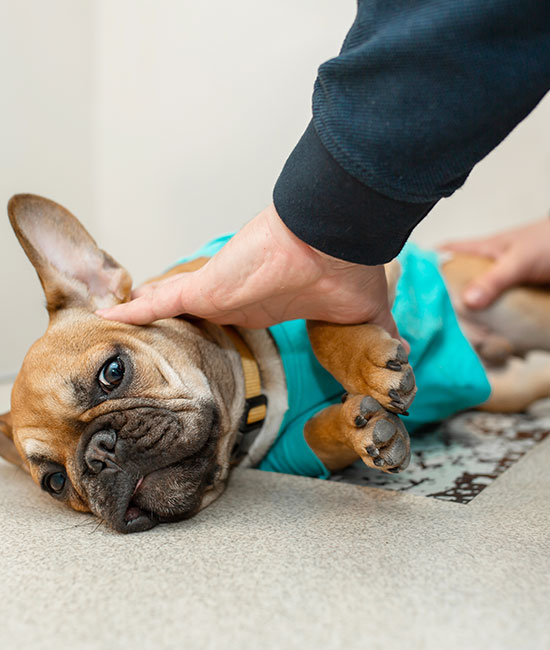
left=274, top=0, right=550, bottom=264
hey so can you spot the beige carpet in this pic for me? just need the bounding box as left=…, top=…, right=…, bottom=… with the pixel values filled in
left=1, top=383, right=549, bottom=650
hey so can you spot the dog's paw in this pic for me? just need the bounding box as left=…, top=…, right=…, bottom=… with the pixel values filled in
left=356, top=337, right=416, bottom=415
left=343, top=394, right=410, bottom=473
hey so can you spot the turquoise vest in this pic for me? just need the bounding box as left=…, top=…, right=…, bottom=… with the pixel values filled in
left=177, top=235, right=490, bottom=479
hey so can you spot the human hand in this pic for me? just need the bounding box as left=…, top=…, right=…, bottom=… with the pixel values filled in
left=97, top=203, right=401, bottom=340
left=441, top=217, right=550, bottom=309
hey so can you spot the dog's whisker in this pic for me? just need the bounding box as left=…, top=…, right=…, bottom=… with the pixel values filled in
left=50, top=518, right=97, bottom=532
left=90, top=518, right=106, bottom=534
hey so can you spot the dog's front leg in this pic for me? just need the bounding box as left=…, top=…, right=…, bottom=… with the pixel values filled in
left=306, top=321, right=416, bottom=414
left=304, top=394, right=410, bottom=473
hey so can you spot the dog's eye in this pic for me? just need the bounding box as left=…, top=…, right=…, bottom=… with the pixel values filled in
left=43, top=471, right=66, bottom=495
left=98, top=357, right=125, bottom=392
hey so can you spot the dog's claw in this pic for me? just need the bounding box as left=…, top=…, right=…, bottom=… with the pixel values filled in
left=355, top=415, right=367, bottom=428
left=373, top=457, right=385, bottom=467
left=366, top=444, right=379, bottom=457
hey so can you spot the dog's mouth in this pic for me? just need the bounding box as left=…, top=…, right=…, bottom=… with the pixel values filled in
left=121, top=476, right=158, bottom=533
left=118, top=462, right=209, bottom=534
left=123, top=504, right=156, bottom=532
left=124, top=477, right=147, bottom=521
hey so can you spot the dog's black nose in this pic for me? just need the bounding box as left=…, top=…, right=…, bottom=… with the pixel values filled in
left=84, top=429, right=118, bottom=473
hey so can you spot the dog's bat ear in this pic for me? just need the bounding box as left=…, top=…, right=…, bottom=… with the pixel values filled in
left=0, top=411, right=26, bottom=469
left=7, top=194, right=133, bottom=315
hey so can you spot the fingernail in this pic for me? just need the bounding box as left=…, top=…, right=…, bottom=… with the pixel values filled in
left=95, top=309, right=108, bottom=317
left=464, top=286, right=485, bottom=307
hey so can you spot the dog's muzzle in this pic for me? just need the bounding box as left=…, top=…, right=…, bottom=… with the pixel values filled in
left=75, top=405, right=218, bottom=533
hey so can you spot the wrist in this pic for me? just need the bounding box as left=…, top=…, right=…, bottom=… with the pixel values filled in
left=264, top=202, right=375, bottom=276
left=273, top=121, right=436, bottom=265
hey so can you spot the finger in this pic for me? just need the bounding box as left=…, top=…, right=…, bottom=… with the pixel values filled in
left=96, top=297, right=164, bottom=324
left=463, top=256, right=520, bottom=309
left=372, top=308, right=401, bottom=342
left=375, top=310, right=410, bottom=354
left=97, top=279, right=190, bottom=324
left=439, top=239, right=500, bottom=258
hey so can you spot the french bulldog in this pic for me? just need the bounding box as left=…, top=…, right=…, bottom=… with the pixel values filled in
left=0, top=195, right=548, bottom=533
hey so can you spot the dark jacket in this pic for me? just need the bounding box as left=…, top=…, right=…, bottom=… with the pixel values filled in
left=273, top=0, right=550, bottom=264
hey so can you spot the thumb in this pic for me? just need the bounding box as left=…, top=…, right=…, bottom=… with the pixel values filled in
left=371, top=307, right=410, bottom=354
left=463, top=256, right=519, bottom=309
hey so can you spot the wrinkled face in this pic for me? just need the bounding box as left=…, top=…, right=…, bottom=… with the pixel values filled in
left=11, top=314, right=228, bottom=532
left=0, top=194, right=239, bottom=533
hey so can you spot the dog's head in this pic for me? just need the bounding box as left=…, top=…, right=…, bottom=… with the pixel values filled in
left=0, top=195, right=240, bottom=532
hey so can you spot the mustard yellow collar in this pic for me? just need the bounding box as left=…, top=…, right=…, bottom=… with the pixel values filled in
left=222, top=327, right=267, bottom=432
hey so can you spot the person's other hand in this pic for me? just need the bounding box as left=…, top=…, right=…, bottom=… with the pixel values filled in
left=441, top=217, right=550, bottom=309
left=97, top=204, right=401, bottom=340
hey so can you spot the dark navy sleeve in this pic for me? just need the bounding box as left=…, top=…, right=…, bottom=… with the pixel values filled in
left=273, top=0, right=550, bottom=265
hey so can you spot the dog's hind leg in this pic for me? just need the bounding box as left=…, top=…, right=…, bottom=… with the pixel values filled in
left=304, top=394, right=410, bottom=473
left=442, top=254, right=550, bottom=355
left=306, top=321, right=416, bottom=415
left=479, top=351, right=550, bottom=413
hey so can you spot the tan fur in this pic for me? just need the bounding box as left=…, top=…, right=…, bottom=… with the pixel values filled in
left=306, top=321, right=415, bottom=411
left=0, top=412, right=25, bottom=468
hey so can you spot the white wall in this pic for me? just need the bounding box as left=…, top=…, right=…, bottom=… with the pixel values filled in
left=93, top=0, right=356, bottom=283
left=0, top=0, right=549, bottom=379
left=0, top=0, right=95, bottom=379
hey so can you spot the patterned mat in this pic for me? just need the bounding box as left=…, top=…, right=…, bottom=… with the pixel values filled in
left=329, top=399, right=550, bottom=504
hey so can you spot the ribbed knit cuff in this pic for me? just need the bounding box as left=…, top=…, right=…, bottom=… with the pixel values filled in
left=273, top=121, right=437, bottom=265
